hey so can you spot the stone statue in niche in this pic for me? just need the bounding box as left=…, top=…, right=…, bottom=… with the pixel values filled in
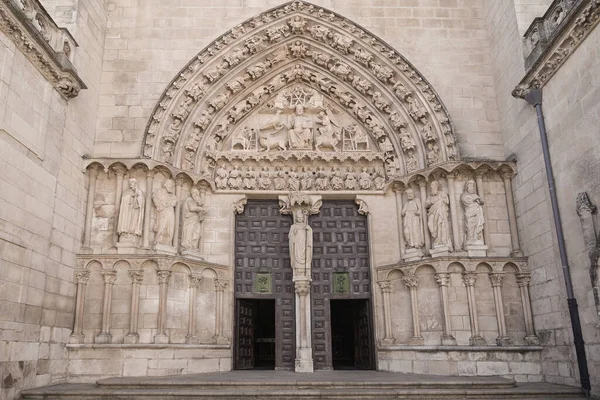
left=181, top=187, right=208, bottom=251
left=289, top=209, right=313, bottom=276
left=426, top=181, right=453, bottom=251
left=373, top=167, right=386, bottom=190
left=402, top=188, right=424, bottom=250
left=288, top=105, right=314, bottom=149
left=152, top=179, right=177, bottom=248
left=117, top=178, right=145, bottom=243
left=461, top=180, right=485, bottom=245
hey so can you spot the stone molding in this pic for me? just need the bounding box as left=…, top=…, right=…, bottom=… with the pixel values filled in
left=0, top=0, right=86, bottom=98
left=66, top=343, right=230, bottom=349
left=513, top=0, right=600, bottom=98
left=141, top=0, right=458, bottom=180
left=377, top=345, right=543, bottom=351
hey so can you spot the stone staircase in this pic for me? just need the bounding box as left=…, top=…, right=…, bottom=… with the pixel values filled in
left=20, top=371, right=586, bottom=399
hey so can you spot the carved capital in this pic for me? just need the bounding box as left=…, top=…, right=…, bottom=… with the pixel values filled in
left=392, top=182, right=404, bottom=194
left=295, top=280, right=311, bottom=296
left=128, top=270, right=144, bottom=284
left=279, top=192, right=322, bottom=216
left=189, top=275, right=203, bottom=288
left=378, top=281, right=391, bottom=293
left=435, top=273, right=450, bottom=287
left=157, top=270, right=171, bottom=285
left=403, top=275, right=419, bottom=289
left=111, top=164, right=128, bottom=178
left=88, top=166, right=100, bottom=179
left=75, top=270, right=91, bottom=284
left=214, top=279, right=228, bottom=291
left=176, top=176, right=186, bottom=187
left=461, top=272, right=476, bottom=287
left=489, top=273, right=504, bottom=288
left=516, top=273, right=531, bottom=287
left=101, top=270, right=118, bottom=284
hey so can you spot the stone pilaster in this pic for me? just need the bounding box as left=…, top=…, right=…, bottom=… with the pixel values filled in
left=186, top=275, right=203, bottom=344
left=404, top=275, right=424, bottom=345
left=378, top=281, right=395, bottom=345
left=435, top=273, right=456, bottom=345
left=490, top=273, right=513, bottom=346
left=154, top=269, right=171, bottom=344
left=294, top=278, right=314, bottom=372
left=516, top=273, right=539, bottom=345
left=125, top=270, right=144, bottom=344
left=462, top=273, right=486, bottom=345
left=70, top=270, right=90, bottom=344
left=95, top=270, right=117, bottom=344
left=213, top=279, right=228, bottom=344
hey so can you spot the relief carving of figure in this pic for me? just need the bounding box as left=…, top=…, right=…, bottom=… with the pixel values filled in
left=289, top=209, right=313, bottom=276
left=426, top=181, right=453, bottom=250
left=300, top=167, right=313, bottom=191
left=117, top=178, right=145, bottom=242
left=392, top=81, right=412, bottom=100
left=288, top=15, right=307, bottom=34
left=243, top=167, right=257, bottom=190
left=274, top=167, right=287, bottom=191
left=389, top=111, right=406, bottom=131
left=420, top=117, right=435, bottom=142
left=345, top=168, right=358, bottom=190
left=215, top=165, right=229, bottom=190
left=315, top=110, right=340, bottom=151
left=228, top=165, right=243, bottom=189
left=461, top=180, right=485, bottom=245
left=152, top=179, right=177, bottom=247
left=344, top=124, right=369, bottom=151
left=331, top=167, right=344, bottom=190
left=258, top=167, right=271, bottom=190
left=402, top=188, right=424, bottom=249
left=373, top=167, right=386, bottom=190
left=288, top=167, right=300, bottom=191
left=399, top=127, right=416, bottom=151
left=181, top=187, right=208, bottom=250
left=308, top=25, right=330, bottom=42
left=289, top=40, right=309, bottom=58
left=288, top=105, right=313, bottom=149
left=406, top=149, right=418, bottom=172
left=358, top=167, right=371, bottom=190
left=372, top=92, right=391, bottom=113
left=426, top=142, right=440, bottom=165
left=315, top=167, right=329, bottom=190
left=259, top=109, right=287, bottom=151
left=407, top=96, right=428, bottom=121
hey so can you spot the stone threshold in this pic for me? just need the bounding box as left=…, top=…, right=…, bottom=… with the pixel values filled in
left=67, top=344, right=230, bottom=349
left=378, top=345, right=543, bottom=352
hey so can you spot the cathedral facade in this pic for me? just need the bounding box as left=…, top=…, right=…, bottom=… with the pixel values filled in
left=0, top=0, right=599, bottom=399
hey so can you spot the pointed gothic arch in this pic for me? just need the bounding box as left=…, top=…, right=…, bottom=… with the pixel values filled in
left=142, top=0, right=458, bottom=191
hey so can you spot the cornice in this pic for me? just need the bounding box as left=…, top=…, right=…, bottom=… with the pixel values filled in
left=0, top=0, right=86, bottom=98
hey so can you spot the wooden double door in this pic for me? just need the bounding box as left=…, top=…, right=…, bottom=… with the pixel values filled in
left=234, top=200, right=374, bottom=371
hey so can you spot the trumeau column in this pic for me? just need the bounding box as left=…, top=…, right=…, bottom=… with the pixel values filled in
left=70, top=270, right=90, bottom=344
left=213, top=279, right=228, bottom=344
left=501, top=171, right=523, bottom=257
left=516, top=273, right=539, bottom=345
left=111, top=166, right=127, bottom=250
left=186, top=275, right=202, bottom=344
left=95, top=270, right=117, bottom=344
left=404, top=275, right=424, bottom=345
left=393, top=184, right=407, bottom=259
left=435, top=273, right=457, bottom=345
left=125, top=270, right=144, bottom=344
left=82, top=166, right=100, bottom=253
left=474, top=172, right=490, bottom=256
left=142, top=170, right=155, bottom=249
left=154, top=269, right=171, bottom=344
left=173, top=178, right=184, bottom=251
left=462, top=273, right=486, bottom=346
left=417, top=179, right=431, bottom=255
left=490, top=273, right=513, bottom=346
left=446, top=173, right=461, bottom=252
left=378, top=281, right=395, bottom=345
left=294, top=280, right=313, bottom=372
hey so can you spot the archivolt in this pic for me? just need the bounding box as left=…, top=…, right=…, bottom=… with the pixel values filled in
left=142, top=0, right=457, bottom=180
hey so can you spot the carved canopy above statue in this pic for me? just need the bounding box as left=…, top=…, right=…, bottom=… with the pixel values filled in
left=142, top=0, right=458, bottom=191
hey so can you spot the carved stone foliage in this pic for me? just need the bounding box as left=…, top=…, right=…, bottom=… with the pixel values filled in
left=142, top=0, right=457, bottom=188
left=0, top=0, right=85, bottom=98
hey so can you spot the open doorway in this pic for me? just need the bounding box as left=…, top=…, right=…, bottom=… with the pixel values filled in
left=330, top=299, right=374, bottom=370
left=235, top=299, right=276, bottom=370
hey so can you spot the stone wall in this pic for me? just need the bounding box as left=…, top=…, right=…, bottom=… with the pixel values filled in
left=0, top=0, right=107, bottom=399
left=485, top=0, right=600, bottom=393
left=95, top=0, right=504, bottom=161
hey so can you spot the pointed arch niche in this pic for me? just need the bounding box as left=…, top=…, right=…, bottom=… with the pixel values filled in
left=141, top=1, right=458, bottom=190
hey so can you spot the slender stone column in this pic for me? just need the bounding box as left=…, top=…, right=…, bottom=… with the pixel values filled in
left=124, top=270, right=144, bottom=344
left=501, top=172, right=523, bottom=256
left=213, top=279, right=228, bottom=344
left=404, top=275, right=424, bottom=345
left=462, top=273, right=486, bottom=345
left=393, top=185, right=406, bottom=258
left=154, top=270, right=171, bottom=344
left=417, top=180, right=431, bottom=255
left=516, top=273, right=539, bottom=345
left=378, top=281, right=395, bottom=345
left=82, top=166, right=100, bottom=252
left=70, top=270, right=91, bottom=343
left=475, top=172, right=491, bottom=250
left=142, top=170, right=155, bottom=249
left=186, top=275, right=203, bottom=344
left=446, top=173, right=461, bottom=251
left=111, top=166, right=127, bottom=248
left=490, top=273, right=513, bottom=346
left=294, top=278, right=314, bottom=372
left=95, top=270, right=117, bottom=344
left=173, top=178, right=184, bottom=251
left=435, top=273, right=457, bottom=345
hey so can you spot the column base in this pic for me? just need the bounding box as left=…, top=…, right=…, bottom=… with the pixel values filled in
left=186, top=335, right=199, bottom=344
left=408, top=336, right=424, bottom=345
left=524, top=335, right=540, bottom=345
left=69, top=334, right=85, bottom=344
left=154, top=334, right=169, bottom=344
left=496, top=335, right=514, bottom=346
left=181, top=248, right=205, bottom=260
left=469, top=335, right=486, bottom=346
left=430, top=246, right=450, bottom=258
left=95, top=332, right=112, bottom=344
left=124, top=333, right=140, bottom=344
left=154, top=244, right=177, bottom=255
left=441, top=335, right=457, bottom=346
left=80, top=247, right=93, bottom=255
left=403, top=247, right=423, bottom=262
left=213, top=335, right=229, bottom=345
left=380, top=337, right=396, bottom=346
left=465, top=243, right=488, bottom=257
left=295, top=358, right=314, bottom=373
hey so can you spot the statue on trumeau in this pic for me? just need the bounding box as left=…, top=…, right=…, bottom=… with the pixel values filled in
left=152, top=179, right=177, bottom=247
left=461, top=180, right=485, bottom=245
left=402, top=188, right=424, bottom=249
left=117, top=178, right=145, bottom=243
left=181, top=187, right=208, bottom=250
left=426, top=181, right=453, bottom=250
left=289, top=209, right=313, bottom=276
